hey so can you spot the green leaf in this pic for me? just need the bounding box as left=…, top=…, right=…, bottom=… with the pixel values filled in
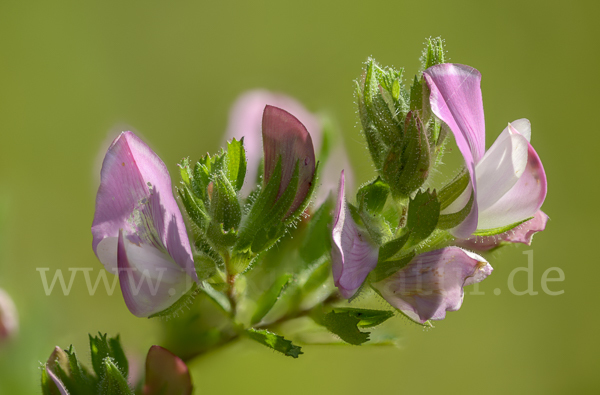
left=226, top=138, right=247, bottom=192
left=372, top=250, right=416, bottom=282
left=178, top=157, right=192, bottom=186
left=438, top=191, right=474, bottom=230
left=318, top=310, right=370, bottom=345
left=178, top=185, right=209, bottom=230
left=438, top=169, right=470, bottom=210
left=472, top=216, right=534, bottom=237
left=299, top=256, right=332, bottom=295
left=246, top=329, right=303, bottom=358
left=300, top=197, right=334, bottom=263
left=200, top=281, right=231, bottom=314
left=251, top=274, right=293, bottom=325
left=89, top=333, right=129, bottom=379
left=330, top=308, right=394, bottom=328
left=420, top=36, right=446, bottom=71
left=357, top=177, right=390, bottom=214
left=97, top=358, right=133, bottom=395
left=108, top=335, right=128, bottom=379
left=378, top=231, right=410, bottom=262
left=406, top=189, right=440, bottom=246
left=356, top=81, right=387, bottom=170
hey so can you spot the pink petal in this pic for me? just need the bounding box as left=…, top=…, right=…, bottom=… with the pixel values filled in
left=0, top=288, right=18, bottom=341
left=424, top=64, right=486, bottom=237
left=458, top=210, right=548, bottom=251
left=331, top=171, right=379, bottom=299
left=92, top=131, right=197, bottom=282
left=117, top=230, right=192, bottom=317
left=262, top=105, right=316, bottom=216
left=224, top=90, right=322, bottom=195
left=372, top=247, right=492, bottom=324
left=45, top=366, right=69, bottom=395
left=477, top=122, right=547, bottom=230
left=143, top=346, right=192, bottom=395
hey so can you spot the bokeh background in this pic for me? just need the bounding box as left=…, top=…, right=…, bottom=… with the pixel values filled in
left=1, top=0, right=598, bottom=393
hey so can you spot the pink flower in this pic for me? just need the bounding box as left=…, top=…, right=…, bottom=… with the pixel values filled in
left=92, top=131, right=198, bottom=317
left=424, top=64, right=547, bottom=239
left=372, top=247, right=492, bottom=324
left=331, top=170, right=379, bottom=298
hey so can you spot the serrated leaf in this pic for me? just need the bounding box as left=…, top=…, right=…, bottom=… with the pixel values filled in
left=438, top=169, right=470, bottom=210
left=97, top=358, right=133, bottom=395
left=378, top=231, right=410, bottom=262
left=300, top=197, right=334, bottom=263
left=246, top=329, right=303, bottom=358
left=251, top=274, right=293, bottom=325
left=472, top=216, right=534, bottom=237
left=318, top=310, right=370, bottom=345
left=406, top=189, right=440, bottom=246
left=437, top=191, right=474, bottom=230
left=178, top=157, right=192, bottom=186
left=178, top=185, right=209, bottom=230
left=226, top=138, right=247, bottom=192
left=331, top=308, right=394, bottom=328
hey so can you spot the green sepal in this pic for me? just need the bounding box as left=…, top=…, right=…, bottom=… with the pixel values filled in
left=300, top=196, right=334, bottom=264
left=438, top=191, right=474, bottom=230
left=363, top=59, right=403, bottom=145
left=420, top=37, right=446, bottom=71
left=148, top=283, right=200, bottom=319
left=406, top=189, right=440, bottom=247
left=226, top=137, right=247, bottom=192
left=315, top=310, right=370, bottom=345
left=251, top=274, right=293, bottom=325
left=438, top=169, right=470, bottom=210
left=472, top=216, right=534, bottom=237
left=246, top=328, right=303, bottom=358
left=372, top=250, right=416, bottom=282
left=383, top=112, right=430, bottom=197
left=89, top=333, right=129, bottom=379
left=357, top=177, right=390, bottom=215
left=178, top=157, right=193, bottom=186
left=330, top=307, right=394, bottom=328
left=97, top=358, right=133, bottom=395
left=178, top=184, right=209, bottom=231
left=210, top=170, right=242, bottom=232
left=356, top=81, right=387, bottom=170
left=409, top=75, right=423, bottom=111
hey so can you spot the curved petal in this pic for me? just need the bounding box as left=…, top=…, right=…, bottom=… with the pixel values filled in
left=117, top=230, right=192, bottom=317
left=223, top=90, right=322, bottom=195
left=331, top=171, right=379, bottom=299
left=372, top=247, right=492, bottom=324
left=262, top=105, right=316, bottom=216
left=144, top=346, right=192, bottom=395
left=477, top=123, right=547, bottom=229
left=91, top=131, right=197, bottom=282
left=424, top=64, right=485, bottom=237
left=475, top=125, right=529, bottom=213
left=457, top=210, right=548, bottom=251
left=45, top=366, right=69, bottom=395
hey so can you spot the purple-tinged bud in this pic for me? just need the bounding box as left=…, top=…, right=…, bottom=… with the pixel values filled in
left=0, top=288, right=18, bottom=342
left=262, top=105, right=316, bottom=217
left=144, top=345, right=192, bottom=395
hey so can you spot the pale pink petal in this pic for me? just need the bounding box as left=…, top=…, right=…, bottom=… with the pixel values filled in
left=372, top=247, right=492, bottom=324
left=92, top=131, right=197, bottom=282
left=262, top=105, right=316, bottom=216
left=424, top=64, right=486, bottom=237
left=477, top=123, right=547, bottom=230
left=143, top=346, right=192, bottom=395
left=224, top=90, right=322, bottom=195
left=117, top=230, right=192, bottom=317
left=458, top=210, right=548, bottom=251
left=331, top=171, right=379, bottom=299
left=475, top=126, right=529, bottom=214
left=45, top=366, right=69, bottom=395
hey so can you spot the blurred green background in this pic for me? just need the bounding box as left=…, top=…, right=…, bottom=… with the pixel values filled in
left=0, top=0, right=598, bottom=393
